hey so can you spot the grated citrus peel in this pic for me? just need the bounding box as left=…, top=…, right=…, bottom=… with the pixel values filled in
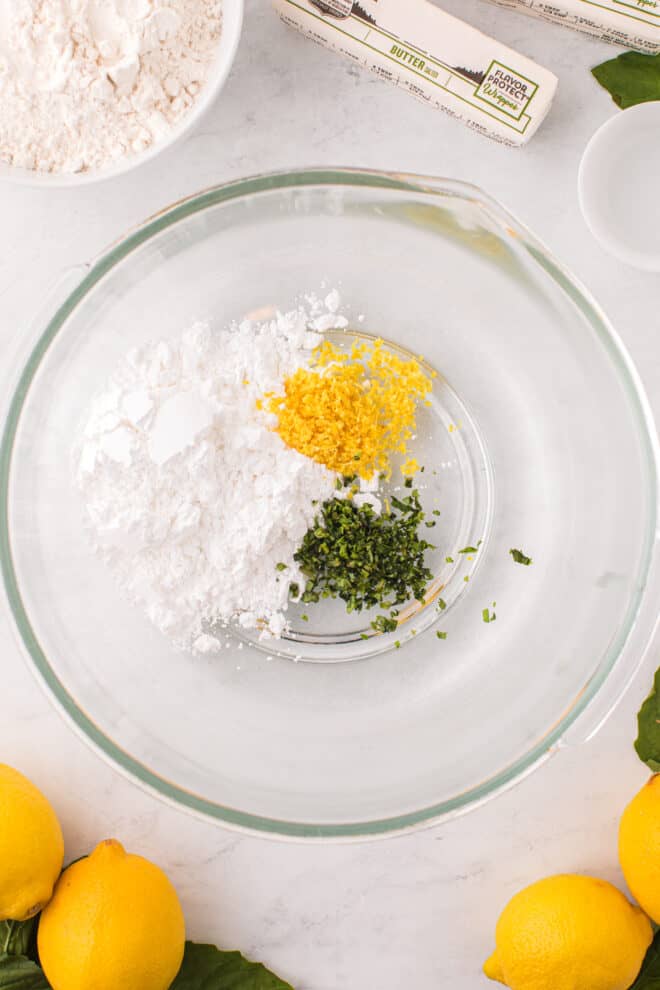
left=260, top=339, right=433, bottom=479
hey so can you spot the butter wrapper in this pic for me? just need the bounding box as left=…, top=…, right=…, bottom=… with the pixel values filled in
left=273, top=0, right=558, bottom=146
left=485, top=0, right=660, bottom=53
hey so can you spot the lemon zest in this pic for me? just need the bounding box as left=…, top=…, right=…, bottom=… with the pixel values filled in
left=261, top=340, right=433, bottom=479
left=401, top=458, right=420, bottom=477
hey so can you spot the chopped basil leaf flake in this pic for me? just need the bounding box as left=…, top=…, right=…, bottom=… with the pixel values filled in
left=294, top=490, right=433, bottom=615
left=372, top=615, right=398, bottom=634
left=510, top=548, right=532, bottom=566
left=436, top=631, right=447, bottom=640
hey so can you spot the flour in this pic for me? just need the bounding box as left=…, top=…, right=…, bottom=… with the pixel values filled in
left=74, top=307, right=340, bottom=652
left=0, top=0, right=222, bottom=173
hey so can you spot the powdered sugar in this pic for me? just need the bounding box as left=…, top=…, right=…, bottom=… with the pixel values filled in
left=0, top=0, right=222, bottom=173
left=74, top=307, right=340, bottom=651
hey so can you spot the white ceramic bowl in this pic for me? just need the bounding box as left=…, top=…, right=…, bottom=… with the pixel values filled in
left=0, top=0, right=244, bottom=188
left=578, top=101, right=660, bottom=272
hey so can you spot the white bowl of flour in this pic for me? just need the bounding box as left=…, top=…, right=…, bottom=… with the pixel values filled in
left=0, top=0, right=243, bottom=186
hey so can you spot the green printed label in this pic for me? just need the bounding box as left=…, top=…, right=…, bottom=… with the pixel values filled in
left=613, top=0, right=660, bottom=15
left=277, top=0, right=548, bottom=136
left=475, top=61, right=538, bottom=120
left=491, top=0, right=660, bottom=29
left=389, top=43, right=427, bottom=72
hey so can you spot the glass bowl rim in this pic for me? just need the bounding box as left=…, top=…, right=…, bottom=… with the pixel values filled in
left=2, top=167, right=658, bottom=839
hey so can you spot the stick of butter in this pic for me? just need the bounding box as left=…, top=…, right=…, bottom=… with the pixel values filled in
left=484, top=0, right=660, bottom=53
left=273, top=0, right=558, bottom=146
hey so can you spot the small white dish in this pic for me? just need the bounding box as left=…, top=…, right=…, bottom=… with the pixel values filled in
left=578, top=101, right=660, bottom=272
left=0, top=0, right=244, bottom=188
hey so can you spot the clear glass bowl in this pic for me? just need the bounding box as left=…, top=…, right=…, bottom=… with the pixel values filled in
left=2, top=169, right=658, bottom=838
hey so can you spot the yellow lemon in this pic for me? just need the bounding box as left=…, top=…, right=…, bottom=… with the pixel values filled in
left=0, top=763, right=64, bottom=921
left=483, top=874, right=652, bottom=990
left=38, top=839, right=185, bottom=990
left=619, top=775, right=660, bottom=923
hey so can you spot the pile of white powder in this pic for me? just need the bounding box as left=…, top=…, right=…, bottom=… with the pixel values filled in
left=74, top=303, right=345, bottom=652
left=0, top=0, right=222, bottom=173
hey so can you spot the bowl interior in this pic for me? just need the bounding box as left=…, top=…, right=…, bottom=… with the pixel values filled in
left=3, top=172, right=657, bottom=835
left=0, top=0, right=244, bottom=188
left=234, top=326, right=494, bottom=662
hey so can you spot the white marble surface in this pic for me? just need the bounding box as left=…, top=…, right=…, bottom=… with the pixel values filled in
left=1, top=2, right=659, bottom=987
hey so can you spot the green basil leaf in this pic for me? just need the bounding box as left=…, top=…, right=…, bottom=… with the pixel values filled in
left=629, top=929, right=660, bottom=989
left=0, top=954, right=50, bottom=989
left=592, top=51, right=660, bottom=109
left=0, top=921, right=36, bottom=960
left=635, top=666, right=660, bottom=772
left=171, top=942, right=294, bottom=990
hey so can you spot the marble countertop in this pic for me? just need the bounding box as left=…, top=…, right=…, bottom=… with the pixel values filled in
left=1, top=2, right=659, bottom=987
